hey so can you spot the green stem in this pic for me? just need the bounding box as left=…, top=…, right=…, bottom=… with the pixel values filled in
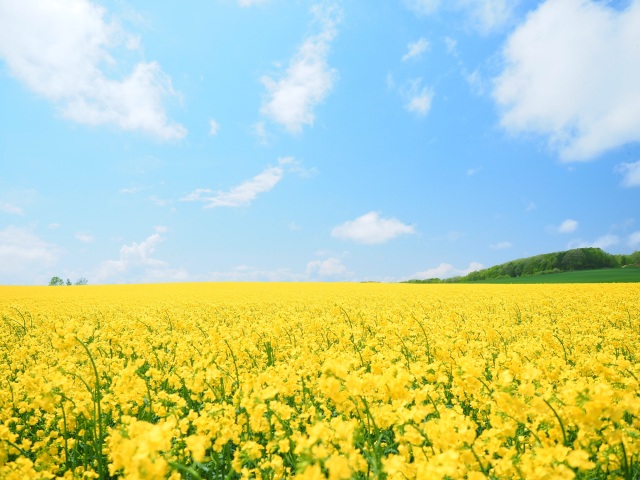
left=75, top=337, right=106, bottom=479
left=541, top=397, right=568, bottom=447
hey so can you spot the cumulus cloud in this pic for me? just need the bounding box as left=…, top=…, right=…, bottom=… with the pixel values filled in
left=260, top=3, right=341, bottom=133
left=556, top=219, right=579, bottom=234
left=412, top=261, right=484, bottom=280
left=402, top=38, right=429, bottom=61
left=404, top=79, right=434, bottom=116
left=306, top=257, right=348, bottom=278
left=0, top=0, right=186, bottom=140
left=615, top=160, right=640, bottom=187
left=94, top=227, right=187, bottom=283
left=628, top=231, right=640, bottom=248
left=332, top=212, right=415, bottom=245
left=182, top=157, right=295, bottom=208
left=0, top=226, right=59, bottom=284
left=493, top=0, right=640, bottom=161
left=569, top=234, right=620, bottom=250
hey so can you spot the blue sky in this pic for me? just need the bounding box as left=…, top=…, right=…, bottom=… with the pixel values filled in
left=1, top=0, right=640, bottom=285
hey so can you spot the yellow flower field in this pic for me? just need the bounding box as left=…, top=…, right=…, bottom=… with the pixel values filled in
left=0, top=283, right=638, bottom=479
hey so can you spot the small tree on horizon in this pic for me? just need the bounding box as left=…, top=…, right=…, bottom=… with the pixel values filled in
left=48, top=276, right=64, bottom=286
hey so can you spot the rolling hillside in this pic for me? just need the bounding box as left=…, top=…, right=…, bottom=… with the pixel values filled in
left=404, top=248, right=640, bottom=283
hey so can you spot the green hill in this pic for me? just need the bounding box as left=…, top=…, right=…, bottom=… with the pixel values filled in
left=404, top=248, right=640, bottom=284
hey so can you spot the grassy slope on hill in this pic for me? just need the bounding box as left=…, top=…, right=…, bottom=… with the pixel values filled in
left=461, top=266, right=640, bottom=284
left=403, top=248, right=640, bottom=283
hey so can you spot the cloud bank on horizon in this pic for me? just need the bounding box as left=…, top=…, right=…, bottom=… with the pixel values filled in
left=0, top=0, right=639, bottom=285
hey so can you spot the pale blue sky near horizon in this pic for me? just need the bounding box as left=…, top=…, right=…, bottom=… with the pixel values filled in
left=1, top=0, right=639, bottom=285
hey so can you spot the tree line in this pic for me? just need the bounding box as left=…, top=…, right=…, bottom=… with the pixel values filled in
left=48, top=277, right=88, bottom=286
left=404, top=248, right=640, bottom=283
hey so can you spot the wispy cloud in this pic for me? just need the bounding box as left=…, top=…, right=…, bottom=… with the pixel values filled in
left=0, top=0, right=186, bottom=140
left=405, top=0, right=513, bottom=33
left=0, top=202, right=24, bottom=215
left=404, top=79, right=434, bottom=116
left=238, top=0, right=269, bottom=6
left=208, top=119, right=220, bottom=136
left=260, top=3, right=341, bottom=133
left=569, top=234, right=619, bottom=250
left=490, top=241, right=512, bottom=250
left=0, top=226, right=59, bottom=284
left=402, top=37, right=429, bottom=61
left=615, top=160, right=640, bottom=187
left=410, top=261, right=484, bottom=280
left=182, top=157, right=296, bottom=208
left=75, top=232, right=95, bottom=243
left=628, top=231, right=640, bottom=248
left=403, top=0, right=440, bottom=16
left=332, top=212, right=415, bottom=245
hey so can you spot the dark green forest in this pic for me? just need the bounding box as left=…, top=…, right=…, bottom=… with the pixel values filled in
left=404, top=248, right=640, bottom=283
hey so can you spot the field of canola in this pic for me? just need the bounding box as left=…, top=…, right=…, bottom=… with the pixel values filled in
left=0, top=282, right=639, bottom=479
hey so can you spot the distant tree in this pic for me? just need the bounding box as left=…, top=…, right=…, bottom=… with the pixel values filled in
left=48, top=276, right=64, bottom=286
left=75, top=278, right=88, bottom=285
left=66, top=279, right=72, bottom=286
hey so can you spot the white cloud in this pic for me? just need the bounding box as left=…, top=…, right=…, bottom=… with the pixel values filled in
left=207, top=265, right=307, bottom=282
left=306, top=257, right=347, bottom=277
left=404, top=79, right=433, bottom=116
left=0, top=202, right=23, bottom=215
left=0, top=0, right=186, bottom=140
left=208, top=119, right=220, bottom=136
left=444, top=36, right=458, bottom=55
left=525, top=201, right=536, bottom=212
left=402, top=38, right=429, bottom=61
left=252, top=121, right=272, bottom=145
left=0, top=226, right=59, bottom=284
left=332, top=212, right=415, bottom=245
left=615, top=160, right=640, bottom=187
left=404, top=0, right=440, bottom=16
left=457, top=0, right=515, bottom=34
left=628, top=231, right=640, bottom=248
left=260, top=3, right=341, bottom=133
left=412, top=261, right=484, bottom=280
left=557, top=219, right=579, bottom=234
left=94, top=227, right=187, bottom=283
left=182, top=157, right=294, bottom=208
left=75, top=232, right=94, bottom=243
left=493, top=0, right=640, bottom=161
left=207, top=255, right=351, bottom=282
left=405, top=0, right=513, bottom=33
left=467, top=167, right=482, bottom=176
left=569, top=234, right=620, bottom=250
left=238, top=0, right=268, bottom=6
left=490, top=241, right=512, bottom=250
